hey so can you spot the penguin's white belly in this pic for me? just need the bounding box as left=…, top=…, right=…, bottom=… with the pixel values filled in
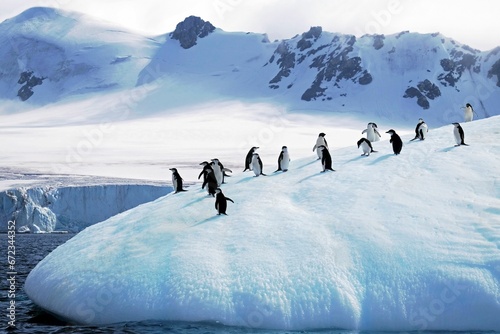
left=464, top=110, right=473, bottom=122
left=361, top=142, right=371, bottom=155
left=454, top=129, right=461, bottom=144
left=251, top=159, right=261, bottom=175
left=281, top=153, right=290, bottom=170
left=366, top=129, right=379, bottom=142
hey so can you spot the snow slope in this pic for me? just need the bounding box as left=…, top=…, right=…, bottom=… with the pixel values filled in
left=25, top=116, right=500, bottom=331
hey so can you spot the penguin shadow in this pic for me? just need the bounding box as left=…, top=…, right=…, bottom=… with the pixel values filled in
left=190, top=215, right=221, bottom=228
left=181, top=193, right=212, bottom=208
left=369, top=153, right=394, bottom=165
left=297, top=159, right=318, bottom=169
left=343, top=155, right=368, bottom=164
left=439, top=146, right=459, bottom=153
left=297, top=171, right=329, bottom=183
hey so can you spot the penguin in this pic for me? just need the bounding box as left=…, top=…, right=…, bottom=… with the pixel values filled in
left=215, top=188, right=234, bottom=215
left=275, top=146, right=290, bottom=172
left=318, top=145, right=335, bottom=172
left=198, top=161, right=216, bottom=195
left=312, top=133, right=328, bottom=160
left=386, top=129, right=403, bottom=155
left=463, top=103, right=476, bottom=122
left=210, top=158, right=232, bottom=186
left=251, top=152, right=266, bottom=176
left=169, top=168, right=187, bottom=193
left=244, top=147, right=259, bottom=171
left=411, top=118, right=428, bottom=141
left=362, top=123, right=381, bottom=143
left=357, top=138, right=373, bottom=156
left=452, top=122, right=468, bottom=146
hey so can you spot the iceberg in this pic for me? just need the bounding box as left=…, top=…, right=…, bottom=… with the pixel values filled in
left=25, top=118, right=500, bottom=330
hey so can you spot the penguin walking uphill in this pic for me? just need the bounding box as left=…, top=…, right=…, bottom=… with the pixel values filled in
left=362, top=122, right=381, bottom=143
left=312, top=133, right=328, bottom=160
left=318, top=145, right=335, bottom=172
left=463, top=103, right=477, bottom=122
left=243, top=147, right=259, bottom=172
left=386, top=129, right=403, bottom=155
left=452, top=122, right=468, bottom=146
left=198, top=162, right=217, bottom=196
left=357, top=138, right=374, bottom=156
left=275, top=146, right=290, bottom=172
left=169, top=168, right=187, bottom=193
left=251, top=152, right=266, bottom=176
left=215, top=188, right=234, bottom=215
left=411, top=118, right=428, bottom=141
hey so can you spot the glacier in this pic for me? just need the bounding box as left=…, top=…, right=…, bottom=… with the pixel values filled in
left=24, top=117, right=500, bottom=331
left=1, top=182, right=171, bottom=233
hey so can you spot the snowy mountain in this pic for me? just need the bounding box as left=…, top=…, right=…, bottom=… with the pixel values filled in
left=1, top=8, right=499, bottom=125
left=0, top=7, right=158, bottom=103
left=25, top=116, right=500, bottom=331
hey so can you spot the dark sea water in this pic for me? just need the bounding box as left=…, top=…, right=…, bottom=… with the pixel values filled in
left=2, top=233, right=498, bottom=334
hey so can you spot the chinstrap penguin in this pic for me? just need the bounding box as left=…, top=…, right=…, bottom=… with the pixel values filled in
left=251, top=153, right=266, bottom=176
left=411, top=118, right=428, bottom=141
left=362, top=123, right=381, bottom=144
left=243, top=147, right=259, bottom=172
left=386, top=129, right=403, bottom=155
left=357, top=138, right=374, bottom=156
left=452, top=122, right=468, bottom=146
left=463, top=103, right=476, bottom=122
left=313, top=132, right=328, bottom=160
left=215, top=188, right=234, bottom=215
left=318, top=145, right=335, bottom=172
left=169, top=168, right=187, bottom=193
left=275, top=146, right=290, bottom=172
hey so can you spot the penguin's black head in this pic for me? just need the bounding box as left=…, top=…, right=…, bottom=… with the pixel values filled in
left=252, top=146, right=259, bottom=151
left=452, top=122, right=460, bottom=127
left=418, top=118, right=424, bottom=123
left=386, top=129, right=396, bottom=135
left=319, top=132, right=326, bottom=137
left=215, top=188, right=222, bottom=194
left=466, top=103, right=472, bottom=108
left=199, top=161, right=208, bottom=166
left=356, top=138, right=365, bottom=147
left=282, top=145, right=287, bottom=150
left=369, top=123, right=378, bottom=128
left=169, top=168, right=177, bottom=172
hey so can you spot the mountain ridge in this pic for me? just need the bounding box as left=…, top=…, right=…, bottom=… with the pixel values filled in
left=1, top=8, right=499, bottom=125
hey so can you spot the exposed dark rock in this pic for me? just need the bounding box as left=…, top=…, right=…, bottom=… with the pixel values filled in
left=404, top=87, right=429, bottom=109
left=403, top=79, right=440, bottom=109
left=373, top=34, right=385, bottom=50
left=488, top=59, right=500, bottom=87
left=438, top=49, right=478, bottom=87
left=17, top=71, right=45, bottom=101
left=297, top=26, right=322, bottom=51
left=269, top=41, right=296, bottom=85
left=171, top=16, right=215, bottom=49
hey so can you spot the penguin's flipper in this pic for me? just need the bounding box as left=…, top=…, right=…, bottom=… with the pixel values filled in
left=226, top=197, right=234, bottom=203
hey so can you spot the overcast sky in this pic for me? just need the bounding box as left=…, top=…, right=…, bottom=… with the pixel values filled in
left=1, top=0, right=499, bottom=51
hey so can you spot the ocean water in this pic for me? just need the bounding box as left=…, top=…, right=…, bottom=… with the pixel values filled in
left=2, top=233, right=498, bottom=334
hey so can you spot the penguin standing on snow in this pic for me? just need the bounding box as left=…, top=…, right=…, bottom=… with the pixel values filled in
left=243, top=147, right=259, bottom=172
left=169, top=168, right=187, bottom=193
left=318, top=145, right=335, bottom=172
left=386, top=129, right=403, bottom=155
left=210, top=158, right=232, bottom=186
left=463, top=103, right=476, bottom=122
left=275, top=146, right=290, bottom=172
left=251, top=152, right=266, bottom=176
left=215, top=188, right=234, bottom=215
left=452, top=122, right=468, bottom=146
left=312, top=133, right=328, bottom=160
left=198, top=162, right=217, bottom=196
left=357, top=138, right=374, bottom=156
left=362, top=123, right=381, bottom=144
left=411, top=118, right=428, bottom=141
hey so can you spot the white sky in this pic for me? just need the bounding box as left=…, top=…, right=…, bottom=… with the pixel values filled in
left=1, top=0, right=499, bottom=51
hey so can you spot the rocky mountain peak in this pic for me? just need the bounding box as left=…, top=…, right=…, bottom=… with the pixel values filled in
left=170, top=16, right=216, bottom=49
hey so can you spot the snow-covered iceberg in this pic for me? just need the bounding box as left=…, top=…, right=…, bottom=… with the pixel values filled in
left=25, top=117, right=500, bottom=331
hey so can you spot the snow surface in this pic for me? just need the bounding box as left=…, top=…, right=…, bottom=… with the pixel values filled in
left=25, top=116, right=500, bottom=331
